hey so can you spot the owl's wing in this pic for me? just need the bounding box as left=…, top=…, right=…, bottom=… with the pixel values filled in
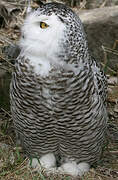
left=91, top=57, right=107, bottom=106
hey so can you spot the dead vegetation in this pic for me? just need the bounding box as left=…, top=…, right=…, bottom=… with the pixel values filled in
left=0, top=0, right=118, bottom=179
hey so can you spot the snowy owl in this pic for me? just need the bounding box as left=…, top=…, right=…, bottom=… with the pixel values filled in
left=10, top=2, right=108, bottom=177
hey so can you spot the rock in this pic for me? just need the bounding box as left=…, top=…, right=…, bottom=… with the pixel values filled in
left=85, top=0, right=118, bottom=9
left=76, top=6, right=118, bottom=71
left=47, top=0, right=118, bottom=8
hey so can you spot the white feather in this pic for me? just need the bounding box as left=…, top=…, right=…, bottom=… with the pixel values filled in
left=30, top=153, right=56, bottom=172
left=58, top=161, right=79, bottom=176
left=77, top=162, right=90, bottom=176
left=40, top=153, right=56, bottom=169
left=58, top=161, right=90, bottom=176
left=19, top=13, right=66, bottom=77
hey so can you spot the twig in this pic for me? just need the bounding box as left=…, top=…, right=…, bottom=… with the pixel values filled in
left=79, top=0, right=86, bottom=10
left=101, top=63, right=116, bottom=74
left=0, top=55, right=14, bottom=68
left=109, top=151, right=118, bottom=154
left=6, top=2, right=27, bottom=7
left=0, top=66, right=11, bottom=72
left=100, top=0, right=107, bottom=8
left=5, top=158, right=29, bottom=178
left=1, top=108, right=12, bottom=117
left=113, top=40, right=118, bottom=50
left=102, top=45, right=118, bottom=56
left=0, top=35, right=14, bottom=45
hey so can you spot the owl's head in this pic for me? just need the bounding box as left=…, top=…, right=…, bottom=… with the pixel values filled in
left=20, top=2, right=88, bottom=66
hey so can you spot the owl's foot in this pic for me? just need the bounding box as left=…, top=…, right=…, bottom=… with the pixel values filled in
left=77, top=162, right=90, bottom=176
left=58, top=161, right=79, bottom=176
left=40, top=153, right=56, bottom=169
left=58, top=161, right=90, bottom=176
left=30, top=153, right=56, bottom=172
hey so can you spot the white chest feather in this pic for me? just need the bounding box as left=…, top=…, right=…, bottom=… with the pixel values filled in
left=26, top=54, right=51, bottom=77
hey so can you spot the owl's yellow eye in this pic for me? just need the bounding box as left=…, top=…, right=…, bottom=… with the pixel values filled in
left=40, top=22, right=49, bottom=29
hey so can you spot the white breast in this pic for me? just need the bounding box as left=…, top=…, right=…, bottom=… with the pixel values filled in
left=26, top=54, right=51, bottom=77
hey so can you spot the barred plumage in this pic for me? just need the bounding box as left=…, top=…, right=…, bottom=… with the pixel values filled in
left=10, top=2, right=108, bottom=176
